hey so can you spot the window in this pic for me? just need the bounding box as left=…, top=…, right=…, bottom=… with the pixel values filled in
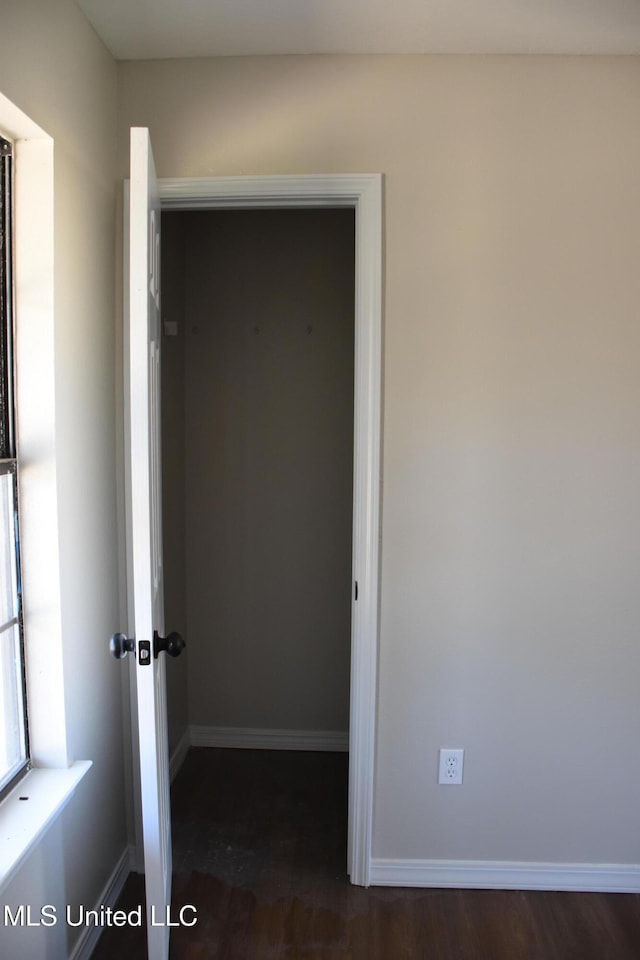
left=0, top=134, right=28, bottom=797
left=0, top=96, right=90, bottom=896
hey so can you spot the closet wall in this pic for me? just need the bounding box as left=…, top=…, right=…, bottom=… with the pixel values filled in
left=162, top=208, right=355, bottom=742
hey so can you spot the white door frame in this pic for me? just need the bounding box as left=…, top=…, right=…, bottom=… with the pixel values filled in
left=159, top=174, right=382, bottom=887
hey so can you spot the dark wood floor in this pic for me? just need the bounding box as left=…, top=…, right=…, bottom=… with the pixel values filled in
left=91, top=748, right=640, bottom=959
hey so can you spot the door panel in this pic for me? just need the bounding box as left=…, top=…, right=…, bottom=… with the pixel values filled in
left=128, top=126, right=171, bottom=960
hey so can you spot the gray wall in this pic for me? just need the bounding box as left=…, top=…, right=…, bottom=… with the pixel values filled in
left=120, top=54, right=640, bottom=867
left=162, top=209, right=355, bottom=734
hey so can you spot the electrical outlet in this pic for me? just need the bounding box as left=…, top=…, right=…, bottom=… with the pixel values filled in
left=438, top=748, right=464, bottom=785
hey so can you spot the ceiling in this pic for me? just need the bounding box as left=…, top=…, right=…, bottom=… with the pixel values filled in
left=75, top=0, right=640, bottom=59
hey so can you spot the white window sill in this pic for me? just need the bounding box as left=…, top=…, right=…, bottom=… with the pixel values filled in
left=0, top=760, right=92, bottom=895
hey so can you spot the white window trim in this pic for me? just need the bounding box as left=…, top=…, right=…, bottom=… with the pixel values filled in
left=0, top=92, right=90, bottom=895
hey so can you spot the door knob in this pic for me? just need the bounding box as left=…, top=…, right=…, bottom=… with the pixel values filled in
left=110, top=632, right=135, bottom=660
left=153, top=630, right=186, bottom=659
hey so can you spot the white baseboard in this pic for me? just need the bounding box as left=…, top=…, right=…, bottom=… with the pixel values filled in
left=370, top=857, right=640, bottom=893
left=70, top=845, right=133, bottom=960
left=190, top=725, right=349, bottom=752
left=169, top=727, right=192, bottom=783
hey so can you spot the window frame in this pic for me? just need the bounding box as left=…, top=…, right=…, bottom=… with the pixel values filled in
left=0, top=92, right=90, bottom=896
left=0, top=133, right=15, bottom=455
left=0, top=133, right=29, bottom=800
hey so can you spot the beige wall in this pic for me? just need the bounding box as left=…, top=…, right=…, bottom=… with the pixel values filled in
left=1, top=1, right=123, bottom=957
left=120, top=54, right=640, bottom=865
left=162, top=208, right=354, bottom=734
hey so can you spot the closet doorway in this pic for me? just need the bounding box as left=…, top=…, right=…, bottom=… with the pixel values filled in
left=157, top=175, right=381, bottom=888
left=162, top=205, right=354, bottom=750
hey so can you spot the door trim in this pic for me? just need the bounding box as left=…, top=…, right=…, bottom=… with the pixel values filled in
left=159, top=174, right=382, bottom=887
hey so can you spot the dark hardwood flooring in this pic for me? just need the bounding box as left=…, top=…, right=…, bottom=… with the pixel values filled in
left=91, top=748, right=640, bottom=959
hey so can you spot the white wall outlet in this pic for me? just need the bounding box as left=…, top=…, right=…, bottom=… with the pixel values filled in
left=438, top=748, right=464, bottom=785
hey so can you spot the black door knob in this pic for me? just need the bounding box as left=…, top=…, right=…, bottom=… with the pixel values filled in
left=110, top=632, right=135, bottom=660
left=153, top=630, right=186, bottom=659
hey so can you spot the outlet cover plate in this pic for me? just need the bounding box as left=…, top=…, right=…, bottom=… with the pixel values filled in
left=438, top=748, right=464, bottom=785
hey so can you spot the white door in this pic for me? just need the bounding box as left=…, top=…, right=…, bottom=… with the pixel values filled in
left=122, top=126, right=183, bottom=960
